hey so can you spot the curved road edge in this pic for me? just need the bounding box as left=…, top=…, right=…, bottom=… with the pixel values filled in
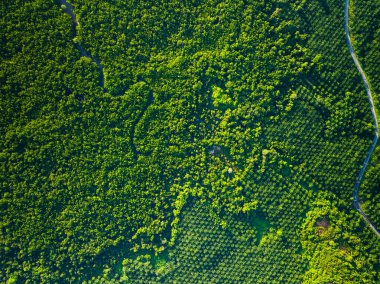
left=345, top=0, right=380, bottom=237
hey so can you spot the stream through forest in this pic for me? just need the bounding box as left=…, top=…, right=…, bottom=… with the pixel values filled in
left=58, top=0, right=106, bottom=90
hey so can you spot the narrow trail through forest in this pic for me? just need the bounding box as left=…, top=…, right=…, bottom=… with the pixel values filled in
left=345, top=0, right=380, bottom=237
left=58, top=0, right=106, bottom=90
left=58, top=0, right=155, bottom=161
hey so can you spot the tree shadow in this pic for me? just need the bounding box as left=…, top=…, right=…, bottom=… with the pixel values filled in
left=318, top=0, right=331, bottom=15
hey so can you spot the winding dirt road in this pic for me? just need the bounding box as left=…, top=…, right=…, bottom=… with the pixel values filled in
left=345, top=0, right=380, bottom=237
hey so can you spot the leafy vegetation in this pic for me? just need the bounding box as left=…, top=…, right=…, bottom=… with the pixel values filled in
left=0, top=0, right=379, bottom=283
left=350, top=0, right=380, bottom=230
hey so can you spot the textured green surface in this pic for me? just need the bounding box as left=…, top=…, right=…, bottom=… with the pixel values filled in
left=350, top=0, right=380, bottom=231
left=0, top=0, right=379, bottom=283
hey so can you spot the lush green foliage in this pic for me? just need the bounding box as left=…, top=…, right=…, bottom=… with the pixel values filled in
left=0, top=0, right=379, bottom=283
left=350, top=0, right=380, bottom=230
left=350, top=0, right=380, bottom=98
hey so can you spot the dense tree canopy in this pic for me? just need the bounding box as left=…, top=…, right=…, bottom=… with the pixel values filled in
left=0, top=0, right=379, bottom=283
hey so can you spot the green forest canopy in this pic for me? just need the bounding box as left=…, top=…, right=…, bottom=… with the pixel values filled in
left=0, top=0, right=379, bottom=283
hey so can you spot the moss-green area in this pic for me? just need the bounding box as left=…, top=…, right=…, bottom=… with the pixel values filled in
left=251, top=212, right=271, bottom=239
left=0, top=0, right=379, bottom=283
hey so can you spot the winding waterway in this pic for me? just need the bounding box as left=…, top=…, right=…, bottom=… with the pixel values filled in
left=345, top=0, right=380, bottom=237
left=58, top=0, right=106, bottom=89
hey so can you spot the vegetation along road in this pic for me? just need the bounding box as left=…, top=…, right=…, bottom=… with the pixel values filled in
left=345, top=0, right=380, bottom=237
left=58, top=0, right=379, bottom=236
left=58, top=0, right=106, bottom=90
